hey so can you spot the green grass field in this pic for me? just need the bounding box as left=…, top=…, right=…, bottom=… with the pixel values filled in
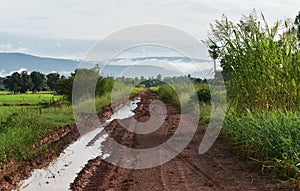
left=0, top=93, right=62, bottom=105
left=0, top=86, right=145, bottom=164
left=0, top=91, right=10, bottom=95
left=0, top=105, right=74, bottom=161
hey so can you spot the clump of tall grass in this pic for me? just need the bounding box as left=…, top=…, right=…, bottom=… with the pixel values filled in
left=223, top=110, right=300, bottom=179
left=156, top=84, right=212, bottom=124
left=208, top=11, right=300, bottom=182
left=208, top=11, right=300, bottom=111
left=157, top=84, right=180, bottom=108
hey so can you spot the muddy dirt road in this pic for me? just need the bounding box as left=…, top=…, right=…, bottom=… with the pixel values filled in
left=71, top=90, right=282, bottom=191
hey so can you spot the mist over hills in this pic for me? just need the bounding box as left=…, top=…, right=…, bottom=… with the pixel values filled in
left=0, top=53, right=79, bottom=77
left=0, top=52, right=212, bottom=78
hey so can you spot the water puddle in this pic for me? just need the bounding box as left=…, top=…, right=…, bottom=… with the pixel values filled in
left=17, top=97, right=140, bottom=191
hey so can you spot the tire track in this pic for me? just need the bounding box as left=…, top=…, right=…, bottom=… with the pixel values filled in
left=71, top=90, right=281, bottom=191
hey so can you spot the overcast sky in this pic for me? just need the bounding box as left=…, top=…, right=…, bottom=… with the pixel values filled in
left=0, top=0, right=299, bottom=59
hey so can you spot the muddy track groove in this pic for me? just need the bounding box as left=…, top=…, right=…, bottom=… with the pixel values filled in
left=71, top=90, right=284, bottom=191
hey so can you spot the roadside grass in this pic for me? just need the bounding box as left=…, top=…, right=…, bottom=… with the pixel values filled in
left=156, top=84, right=180, bottom=109
left=0, top=106, right=25, bottom=122
left=206, top=12, right=300, bottom=185
left=0, top=105, right=74, bottom=162
left=0, top=93, right=62, bottom=105
left=154, top=84, right=212, bottom=124
left=130, top=86, right=145, bottom=97
left=222, top=110, right=300, bottom=179
left=198, top=103, right=211, bottom=124
left=156, top=80, right=300, bottom=183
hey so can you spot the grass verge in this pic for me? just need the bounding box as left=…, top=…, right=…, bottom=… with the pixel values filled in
left=222, top=110, right=300, bottom=179
left=0, top=105, right=74, bottom=162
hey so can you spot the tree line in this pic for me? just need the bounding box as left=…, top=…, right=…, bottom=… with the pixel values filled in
left=1, top=67, right=209, bottom=104
left=2, top=71, right=60, bottom=94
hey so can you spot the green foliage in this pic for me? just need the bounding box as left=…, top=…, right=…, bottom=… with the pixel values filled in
left=3, top=71, right=35, bottom=94
left=0, top=105, right=74, bottom=161
left=198, top=103, right=211, bottom=124
left=19, top=71, right=32, bottom=93
left=46, top=73, right=60, bottom=92
left=0, top=93, right=61, bottom=105
left=4, top=72, right=21, bottom=93
left=140, top=79, right=165, bottom=88
left=208, top=11, right=300, bottom=111
left=157, top=84, right=180, bottom=108
left=207, top=12, right=300, bottom=182
left=223, top=110, right=300, bottom=179
left=156, top=84, right=212, bottom=124
left=30, top=71, right=46, bottom=93
left=0, top=77, right=5, bottom=91
left=191, top=88, right=211, bottom=103
left=0, top=79, right=138, bottom=163
left=57, top=68, right=117, bottom=103
left=295, top=11, right=300, bottom=42
left=129, top=85, right=145, bottom=97
left=96, top=77, right=115, bottom=96
left=56, top=73, right=74, bottom=102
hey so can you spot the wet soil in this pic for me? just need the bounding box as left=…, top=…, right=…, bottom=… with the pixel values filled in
left=0, top=97, right=128, bottom=191
left=71, top=90, right=289, bottom=191
left=0, top=125, right=80, bottom=191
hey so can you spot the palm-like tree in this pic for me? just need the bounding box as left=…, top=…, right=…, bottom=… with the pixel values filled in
left=208, top=44, right=219, bottom=77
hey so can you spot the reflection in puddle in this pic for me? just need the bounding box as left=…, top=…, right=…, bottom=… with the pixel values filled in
left=17, top=97, right=140, bottom=191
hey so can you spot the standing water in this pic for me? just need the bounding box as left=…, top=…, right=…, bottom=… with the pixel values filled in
left=17, top=97, right=141, bottom=191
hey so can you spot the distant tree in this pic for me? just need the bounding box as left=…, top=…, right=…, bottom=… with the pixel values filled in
left=46, top=73, right=60, bottom=92
left=57, top=67, right=99, bottom=102
left=208, top=43, right=220, bottom=77
left=3, top=72, right=21, bottom=93
left=134, top=77, right=139, bottom=83
left=57, top=73, right=74, bottom=102
left=157, top=74, right=162, bottom=81
left=30, top=71, right=45, bottom=93
left=96, top=77, right=114, bottom=96
left=295, top=11, right=300, bottom=43
left=0, top=77, right=5, bottom=91
left=19, top=71, right=32, bottom=93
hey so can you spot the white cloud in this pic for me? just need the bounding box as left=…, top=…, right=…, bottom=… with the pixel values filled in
left=0, top=0, right=299, bottom=58
left=0, top=68, right=29, bottom=78
left=56, top=41, right=62, bottom=48
left=0, top=70, right=6, bottom=78
left=60, top=71, right=73, bottom=76
left=102, top=57, right=214, bottom=78
left=0, top=43, right=29, bottom=53
left=0, top=43, right=12, bottom=50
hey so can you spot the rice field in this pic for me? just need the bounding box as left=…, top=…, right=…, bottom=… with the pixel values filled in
left=0, top=93, right=62, bottom=105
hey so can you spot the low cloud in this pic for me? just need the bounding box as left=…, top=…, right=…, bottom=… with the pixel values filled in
left=0, top=68, right=29, bottom=78
left=0, top=43, right=30, bottom=53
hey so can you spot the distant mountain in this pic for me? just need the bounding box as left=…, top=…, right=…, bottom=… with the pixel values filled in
left=100, top=56, right=213, bottom=78
left=111, top=56, right=209, bottom=63
left=0, top=52, right=212, bottom=78
left=0, top=53, right=79, bottom=77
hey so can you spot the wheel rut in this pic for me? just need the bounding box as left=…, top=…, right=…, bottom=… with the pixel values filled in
left=71, top=90, right=282, bottom=191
